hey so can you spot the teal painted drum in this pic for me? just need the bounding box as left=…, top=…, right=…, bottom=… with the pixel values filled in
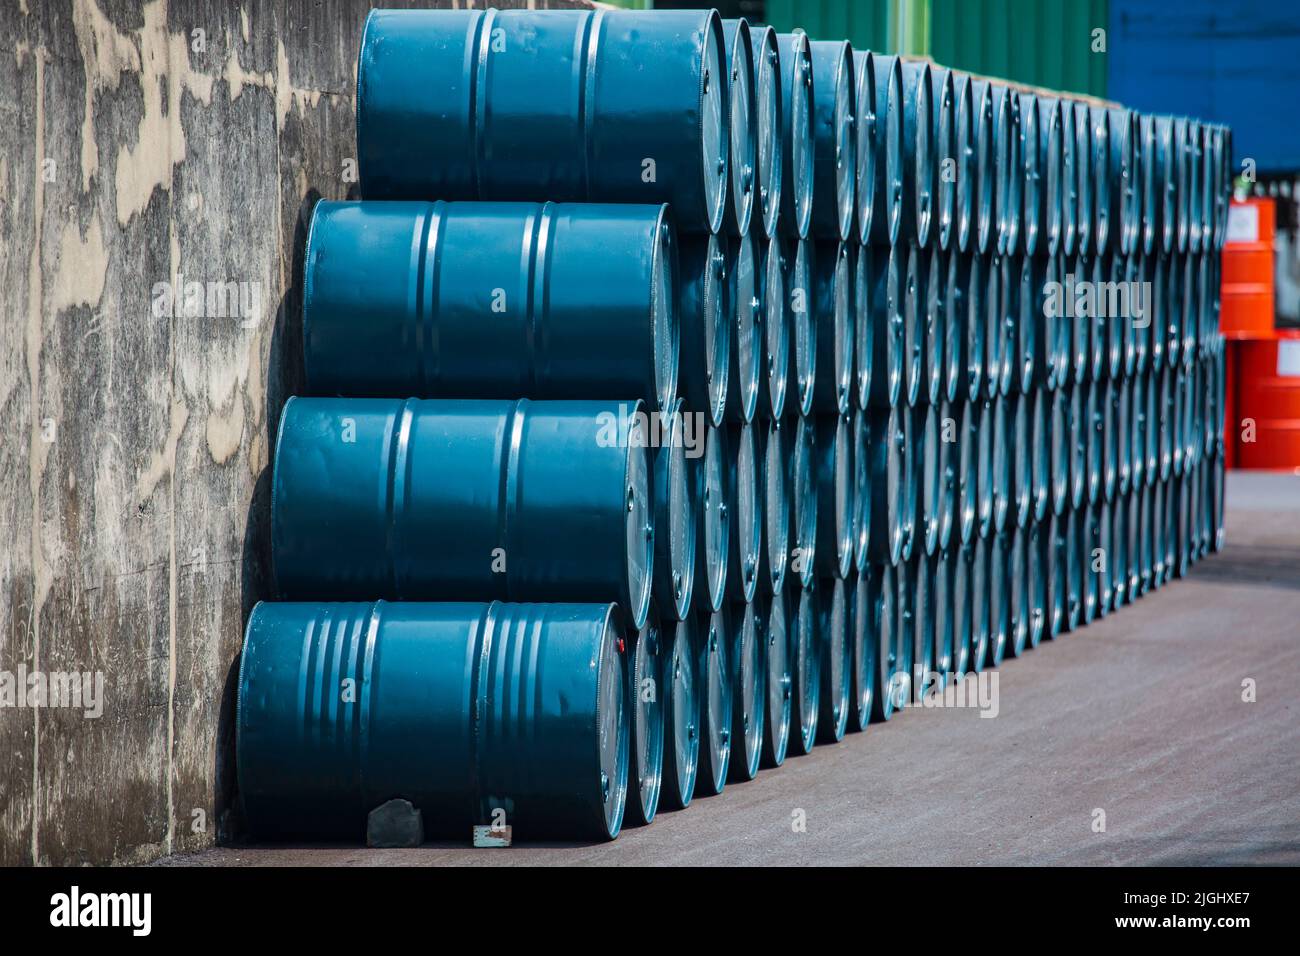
left=272, top=397, right=654, bottom=629
left=237, top=600, right=629, bottom=841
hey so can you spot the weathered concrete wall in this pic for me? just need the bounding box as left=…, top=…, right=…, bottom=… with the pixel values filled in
left=0, top=0, right=590, bottom=866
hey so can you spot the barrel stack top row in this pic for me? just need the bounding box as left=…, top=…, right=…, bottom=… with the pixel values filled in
left=355, top=5, right=1233, bottom=256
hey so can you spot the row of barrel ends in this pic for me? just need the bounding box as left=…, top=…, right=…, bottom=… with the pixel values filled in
left=353, top=7, right=1235, bottom=256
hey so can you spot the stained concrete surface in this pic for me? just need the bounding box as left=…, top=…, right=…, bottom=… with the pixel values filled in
left=163, top=472, right=1300, bottom=867
left=0, top=0, right=591, bottom=867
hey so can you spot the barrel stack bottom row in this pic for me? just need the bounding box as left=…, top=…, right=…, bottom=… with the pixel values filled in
left=236, top=6, right=1228, bottom=843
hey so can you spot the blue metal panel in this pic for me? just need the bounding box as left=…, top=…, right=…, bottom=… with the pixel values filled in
left=1108, top=0, right=1300, bottom=170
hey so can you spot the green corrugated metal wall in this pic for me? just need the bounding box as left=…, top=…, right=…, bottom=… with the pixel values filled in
left=929, top=0, right=1107, bottom=97
left=763, top=0, right=1108, bottom=97
left=765, top=0, right=895, bottom=56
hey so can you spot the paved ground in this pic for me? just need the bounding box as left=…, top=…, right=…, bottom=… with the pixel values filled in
left=164, top=472, right=1300, bottom=866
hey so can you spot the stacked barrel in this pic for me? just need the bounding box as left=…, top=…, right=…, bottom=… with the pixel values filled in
left=235, top=7, right=1230, bottom=845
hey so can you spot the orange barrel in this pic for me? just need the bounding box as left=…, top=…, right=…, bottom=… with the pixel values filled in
left=1224, top=340, right=1237, bottom=469
left=1220, top=197, right=1275, bottom=339
left=1236, top=331, right=1300, bottom=470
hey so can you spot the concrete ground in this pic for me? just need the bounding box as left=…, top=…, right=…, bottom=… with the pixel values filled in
left=163, top=472, right=1300, bottom=867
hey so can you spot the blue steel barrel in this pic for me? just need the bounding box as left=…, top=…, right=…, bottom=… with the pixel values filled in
left=936, top=399, right=956, bottom=550
left=910, top=551, right=935, bottom=701
left=678, top=234, right=730, bottom=428
left=987, top=535, right=1008, bottom=660
left=817, top=574, right=851, bottom=743
left=1029, top=390, right=1050, bottom=522
left=751, top=25, right=783, bottom=239
left=956, top=397, right=978, bottom=545
left=1054, top=97, right=1077, bottom=257
left=981, top=251, right=1005, bottom=399
left=813, top=241, right=854, bottom=414
left=659, top=614, right=699, bottom=811
left=759, top=588, right=792, bottom=768
left=1153, top=116, right=1176, bottom=255
left=788, top=579, right=821, bottom=755
left=1109, top=107, right=1139, bottom=256
left=784, top=236, right=816, bottom=416
left=952, top=73, right=974, bottom=252
left=1019, top=91, right=1041, bottom=255
left=854, top=230, right=873, bottom=409
left=990, top=393, right=1012, bottom=535
left=1033, top=96, right=1065, bottom=258
left=695, top=423, right=729, bottom=614
left=894, top=551, right=915, bottom=705
left=1173, top=116, right=1191, bottom=254
left=727, top=599, right=766, bottom=782
left=931, top=550, right=955, bottom=677
left=869, top=561, right=897, bottom=721
left=776, top=32, right=815, bottom=239
left=1080, top=504, right=1100, bottom=623
left=931, top=66, right=956, bottom=251
left=871, top=52, right=905, bottom=246
left=756, top=233, right=789, bottom=419
left=1073, top=101, right=1094, bottom=257
left=1009, top=391, right=1032, bottom=528
left=952, top=546, right=973, bottom=674
left=726, top=230, right=761, bottom=424
left=961, top=252, right=987, bottom=403
left=1022, top=255, right=1057, bottom=390
left=977, top=398, right=993, bottom=546
left=970, top=79, right=995, bottom=255
left=1188, top=119, right=1204, bottom=254
left=726, top=421, right=761, bottom=603
left=867, top=242, right=904, bottom=408
left=303, top=200, right=678, bottom=413
left=868, top=404, right=904, bottom=566
left=808, top=39, right=856, bottom=242
left=1012, top=524, right=1033, bottom=651
left=625, top=605, right=664, bottom=826
left=956, top=540, right=980, bottom=671
left=356, top=8, right=728, bottom=234
left=815, top=413, right=852, bottom=579
left=757, top=417, right=790, bottom=594
left=991, top=85, right=1022, bottom=256
left=852, top=407, right=872, bottom=572
left=1028, top=519, right=1048, bottom=646
left=899, top=403, right=918, bottom=562
left=272, top=397, right=654, bottom=629
left=696, top=605, right=733, bottom=796
left=653, top=397, right=697, bottom=622
left=1091, top=104, right=1112, bottom=255
left=237, top=600, right=628, bottom=841
left=854, top=50, right=877, bottom=245
left=900, top=60, right=935, bottom=248
left=721, top=19, right=757, bottom=237
left=901, top=241, right=925, bottom=407
left=849, top=568, right=875, bottom=732
left=788, top=413, right=819, bottom=587
left=918, top=402, right=942, bottom=556
left=1138, top=114, right=1157, bottom=257
left=968, top=533, right=990, bottom=670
